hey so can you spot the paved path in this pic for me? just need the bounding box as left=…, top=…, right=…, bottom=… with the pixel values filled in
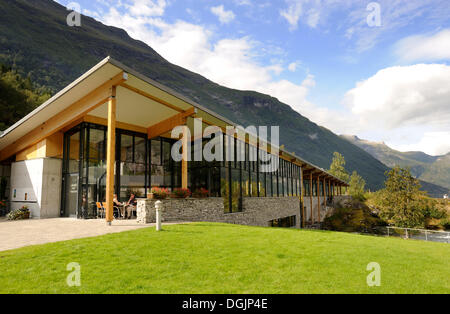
left=0, top=218, right=185, bottom=251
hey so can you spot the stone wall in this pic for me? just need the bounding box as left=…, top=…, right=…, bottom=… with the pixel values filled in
left=137, top=197, right=301, bottom=228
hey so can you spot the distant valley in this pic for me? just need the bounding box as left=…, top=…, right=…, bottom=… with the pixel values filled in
left=341, top=135, right=450, bottom=196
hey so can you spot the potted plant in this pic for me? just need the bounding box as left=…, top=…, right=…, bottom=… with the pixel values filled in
left=171, top=188, right=191, bottom=199
left=148, top=187, right=170, bottom=200
left=7, top=205, right=30, bottom=220
left=192, top=188, right=209, bottom=199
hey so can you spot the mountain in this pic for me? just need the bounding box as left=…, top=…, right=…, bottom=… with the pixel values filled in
left=0, top=0, right=392, bottom=190
left=341, top=135, right=450, bottom=197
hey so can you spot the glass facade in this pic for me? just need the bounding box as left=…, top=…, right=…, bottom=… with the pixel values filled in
left=61, top=123, right=304, bottom=218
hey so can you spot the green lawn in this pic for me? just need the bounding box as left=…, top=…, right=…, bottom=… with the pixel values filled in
left=0, top=223, right=449, bottom=294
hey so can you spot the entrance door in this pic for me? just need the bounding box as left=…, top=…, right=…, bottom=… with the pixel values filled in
left=65, top=173, right=79, bottom=217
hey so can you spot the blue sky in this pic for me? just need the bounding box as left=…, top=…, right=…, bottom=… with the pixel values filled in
left=57, top=0, right=450, bottom=155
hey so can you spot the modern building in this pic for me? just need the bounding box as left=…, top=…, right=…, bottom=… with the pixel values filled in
left=0, top=57, right=348, bottom=228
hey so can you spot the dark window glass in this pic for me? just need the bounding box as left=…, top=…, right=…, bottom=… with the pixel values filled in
left=266, top=173, right=272, bottom=197
left=259, top=172, right=266, bottom=197
left=135, top=137, right=146, bottom=164
left=151, top=139, right=161, bottom=165
left=121, top=134, right=133, bottom=163
left=231, top=168, right=242, bottom=212
left=242, top=169, right=250, bottom=197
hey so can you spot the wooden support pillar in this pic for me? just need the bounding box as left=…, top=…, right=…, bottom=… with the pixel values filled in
left=181, top=126, right=189, bottom=189
left=106, top=86, right=117, bottom=225
left=300, top=168, right=305, bottom=228
left=328, top=180, right=331, bottom=198
left=317, top=176, right=321, bottom=223
left=309, top=173, right=313, bottom=224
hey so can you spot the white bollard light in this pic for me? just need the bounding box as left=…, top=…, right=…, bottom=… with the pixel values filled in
left=155, top=200, right=162, bottom=231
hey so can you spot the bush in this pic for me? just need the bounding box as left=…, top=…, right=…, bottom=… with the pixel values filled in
left=192, top=188, right=209, bottom=198
left=171, top=188, right=191, bottom=199
left=322, top=200, right=387, bottom=234
left=7, top=206, right=30, bottom=220
left=150, top=187, right=170, bottom=200
left=441, top=217, right=450, bottom=231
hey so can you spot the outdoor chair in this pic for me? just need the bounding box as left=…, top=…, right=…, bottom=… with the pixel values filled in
left=96, top=202, right=105, bottom=219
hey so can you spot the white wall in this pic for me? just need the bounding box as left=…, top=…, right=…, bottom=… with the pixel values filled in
left=10, top=158, right=62, bottom=218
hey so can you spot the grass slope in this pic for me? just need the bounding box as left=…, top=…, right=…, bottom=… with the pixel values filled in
left=0, top=0, right=390, bottom=190
left=0, top=223, right=448, bottom=294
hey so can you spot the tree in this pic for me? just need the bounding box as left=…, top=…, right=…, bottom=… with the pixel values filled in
left=0, top=64, right=51, bottom=130
left=378, top=166, right=426, bottom=228
left=349, top=171, right=366, bottom=200
left=329, top=152, right=350, bottom=183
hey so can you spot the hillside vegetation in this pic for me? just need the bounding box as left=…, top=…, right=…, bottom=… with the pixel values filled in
left=0, top=64, right=51, bottom=130
left=0, top=0, right=391, bottom=190
left=342, top=135, right=450, bottom=196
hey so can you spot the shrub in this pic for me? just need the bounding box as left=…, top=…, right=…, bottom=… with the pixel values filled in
left=7, top=206, right=30, bottom=220
left=171, top=188, right=191, bottom=199
left=322, top=200, right=386, bottom=234
left=150, top=187, right=170, bottom=200
left=192, top=188, right=209, bottom=198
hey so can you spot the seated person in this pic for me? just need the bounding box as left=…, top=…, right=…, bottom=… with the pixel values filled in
left=113, top=194, right=125, bottom=218
left=125, top=193, right=137, bottom=219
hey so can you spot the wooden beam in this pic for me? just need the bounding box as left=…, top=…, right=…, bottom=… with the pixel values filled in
left=120, top=82, right=185, bottom=113
left=301, top=168, right=305, bottom=228
left=182, top=126, right=189, bottom=189
left=317, top=175, right=321, bottom=224
left=84, top=115, right=147, bottom=134
left=147, top=107, right=196, bottom=139
left=106, top=87, right=117, bottom=225
left=310, top=173, right=313, bottom=224
left=0, top=72, right=127, bottom=161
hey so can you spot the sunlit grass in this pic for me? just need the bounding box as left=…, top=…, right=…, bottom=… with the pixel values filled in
left=0, top=223, right=448, bottom=294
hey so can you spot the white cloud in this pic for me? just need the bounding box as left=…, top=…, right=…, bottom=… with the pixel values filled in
left=343, top=64, right=450, bottom=155
left=394, top=29, right=450, bottom=63
left=288, top=61, right=301, bottom=72
left=99, top=3, right=315, bottom=118
left=394, top=132, right=450, bottom=156
left=126, top=0, right=167, bottom=17
left=210, top=5, right=236, bottom=24
left=280, top=0, right=303, bottom=30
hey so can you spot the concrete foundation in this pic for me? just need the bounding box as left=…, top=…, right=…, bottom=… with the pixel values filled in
left=10, top=158, right=62, bottom=218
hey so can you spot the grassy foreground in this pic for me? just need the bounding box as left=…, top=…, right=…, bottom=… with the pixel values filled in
left=0, top=223, right=448, bottom=294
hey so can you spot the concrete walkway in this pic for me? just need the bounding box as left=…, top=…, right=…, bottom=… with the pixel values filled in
left=0, top=218, right=184, bottom=252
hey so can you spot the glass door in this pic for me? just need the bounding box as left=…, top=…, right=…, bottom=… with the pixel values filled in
left=62, top=129, right=81, bottom=217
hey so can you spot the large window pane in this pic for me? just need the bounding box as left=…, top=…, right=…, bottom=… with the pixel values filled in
left=135, top=137, right=146, bottom=164
left=121, top=134, right=133, bottom=163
